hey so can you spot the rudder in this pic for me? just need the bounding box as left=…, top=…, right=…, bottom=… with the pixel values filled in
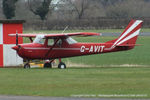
left=111, top=20, right=143, bottom=48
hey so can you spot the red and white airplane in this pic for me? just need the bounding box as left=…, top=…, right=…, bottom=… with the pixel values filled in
left=9, top=20, right=143, bottom=69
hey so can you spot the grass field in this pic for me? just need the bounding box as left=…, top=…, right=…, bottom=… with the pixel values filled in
left=0, top=67, right=150, bottom=98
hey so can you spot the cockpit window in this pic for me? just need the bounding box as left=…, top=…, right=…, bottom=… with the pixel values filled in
left=33, top=35, right=45, bottom=44
left=66, top=37, right=77, bottom=44
left=48, top=39, right=54, bottom=46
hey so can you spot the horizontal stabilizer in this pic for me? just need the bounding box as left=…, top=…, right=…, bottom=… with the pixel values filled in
left=116, top=44, right=142, bottom=47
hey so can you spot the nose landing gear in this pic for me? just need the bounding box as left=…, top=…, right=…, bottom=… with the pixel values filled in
left=24, top=60, right=30, bottom=69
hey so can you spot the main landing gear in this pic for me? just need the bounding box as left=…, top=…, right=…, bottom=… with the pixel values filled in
left=44, top=62, right=52, bottom=68
left=58, top=58, right=66, bottom=69
left=23, top=59, right=66, bottom=69
left=58, top=62, right=66, bottom=69
left=43, top=60, right=52, bottom=68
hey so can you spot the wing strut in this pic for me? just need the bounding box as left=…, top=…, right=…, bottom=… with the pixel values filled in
left=29, top=37, right=33, bottom=42
left=44, top=38, right=60, bottom=59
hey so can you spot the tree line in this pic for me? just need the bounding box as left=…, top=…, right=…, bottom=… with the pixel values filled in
left=0, top=0, right=150, bottom=30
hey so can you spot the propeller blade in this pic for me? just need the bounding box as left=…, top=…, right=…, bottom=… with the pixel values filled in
left=16, top=32, right=18, bottom=45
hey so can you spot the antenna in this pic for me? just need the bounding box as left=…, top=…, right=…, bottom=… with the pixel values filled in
left=62, top=26, right=69, bottom=34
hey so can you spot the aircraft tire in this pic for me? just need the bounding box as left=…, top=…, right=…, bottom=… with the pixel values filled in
left=44, top=63, right=52, bottom=68
left=24, top=63, right=30, bottom=69
left=58, top=62, right=66, bottom=69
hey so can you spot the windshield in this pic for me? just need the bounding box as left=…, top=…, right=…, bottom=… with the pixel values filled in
left=66, top=37, right=77, bottom=44
left=33, top=35, right=45, bottom=44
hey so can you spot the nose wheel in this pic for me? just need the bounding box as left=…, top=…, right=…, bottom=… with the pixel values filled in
left=24, top=60, right=30, bottom=69
left=24, top=63, right=30, bottom=68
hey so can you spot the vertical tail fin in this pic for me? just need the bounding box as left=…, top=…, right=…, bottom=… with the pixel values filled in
left=111, top=20, right=143, bottom=48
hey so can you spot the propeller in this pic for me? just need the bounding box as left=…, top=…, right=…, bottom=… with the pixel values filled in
left=12, top=31, right=20, bottom=51
left=16, top=31, right=18, bottom=46
left=15, top=31, right=19, bottom=65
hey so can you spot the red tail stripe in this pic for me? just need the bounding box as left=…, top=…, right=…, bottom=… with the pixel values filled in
left=119, top=20, right=136, bottom=36
left=117, top=22, right=142, bottom=44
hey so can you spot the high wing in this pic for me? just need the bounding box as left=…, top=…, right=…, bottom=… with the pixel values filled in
left=9, top=32, right=101, bottom=38
left=9, top=34, right=36, bottom=37
left=45, top=32, right=101, bottom=38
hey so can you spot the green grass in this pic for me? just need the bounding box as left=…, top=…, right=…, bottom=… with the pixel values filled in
left=0, top=67, right=150, bottom=98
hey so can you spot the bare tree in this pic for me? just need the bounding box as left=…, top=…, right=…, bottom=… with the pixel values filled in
left=105, top=2, right=129, bottom=18
left=66, top=0, right=91, bottom=19
left=99, top=0, right=124, bottom=7
left=0, top=0, right=5, bottom=18
left=28, top=0, right=53, bottom=20
left=105, top=0, right=150, bottom=18
left=15, top=1, right=36, bottom=20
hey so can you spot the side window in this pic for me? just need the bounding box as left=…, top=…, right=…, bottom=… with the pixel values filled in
left=47, top=39, right=63, bottom=46
left=48, top=39, right=54, bottom=46
left=56, top=39, right=62, bottom=46
left=66, top=37, right=77, bottom=44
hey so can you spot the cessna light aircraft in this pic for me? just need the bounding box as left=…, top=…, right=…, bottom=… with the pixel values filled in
left=9, top=20, right=143, bottom=69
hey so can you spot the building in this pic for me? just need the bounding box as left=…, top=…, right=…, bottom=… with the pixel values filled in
left=0, top=20, right=25, bottom=67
